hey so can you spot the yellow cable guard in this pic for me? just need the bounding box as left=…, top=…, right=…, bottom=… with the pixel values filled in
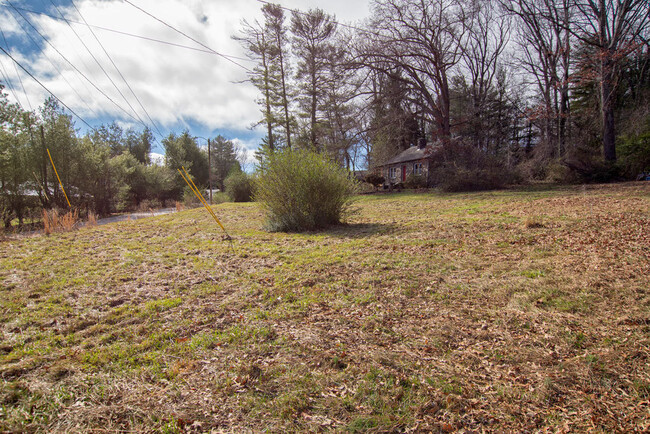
left=178, top=167, right=228, bottom=234
left=47, top=148, right=71, bottom=208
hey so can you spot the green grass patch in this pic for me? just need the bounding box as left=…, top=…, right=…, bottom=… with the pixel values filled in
left=0, top=183, right=648, bottom=432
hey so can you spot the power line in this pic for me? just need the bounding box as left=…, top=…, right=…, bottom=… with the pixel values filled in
left=0, top=52, right=22, bottom=107
left=0, top=44, right=94, bottom=129
left=40, top=0, right=163, bottom=149
left=29, top=0, right=145, bottom=130
left=11, top=0, right=149, bottom=130
left=68, top=0, right=164, bottom=138
left=123, top=0, right=252, bottom=73
left=0, top=3, right=254, bottom=62
left=0, top=28, right=32, bottom=110
left=41, top=0, right=109, bottom=101
left=3, top=1, right=147, bottom=128
left=6, top=4, right=100, bottom=118
left=36, top=0, right=106, bottom=106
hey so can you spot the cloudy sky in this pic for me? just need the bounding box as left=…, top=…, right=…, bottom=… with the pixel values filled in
left=0, top=0, right=371, bottom=156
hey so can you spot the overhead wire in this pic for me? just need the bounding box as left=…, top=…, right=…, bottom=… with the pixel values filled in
left=38, top=0, right=106, bottom=100
left=0, top=51, right=22, bottom=107
left=39, top=0, right=109, bottom=112
left=10, top=0, right=149, bottom=131
left=5, top=0, right=146, bottom=131
left=255, top=0, right=381, bottom=38
left=0, top=3, right=254, bottom=62
left=122, top=0, right=252, bottom=73
left=68, top=0, right=164, bottom=139
left=3, top=1, right=147, bottom=128
left=0, top=0, right=309, bottom=142
left=6, top=4, right=99, bottom=118
left=0, top=45, right=94, bottom=130
left=45, top=0, right=164, bottom=151
left=0, top=28, right=31, bottom=110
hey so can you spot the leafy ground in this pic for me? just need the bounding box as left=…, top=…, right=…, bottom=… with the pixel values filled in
left=1, top=183, right=649, bottom=432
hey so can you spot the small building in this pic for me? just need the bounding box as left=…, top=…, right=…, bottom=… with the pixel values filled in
left=377, top=142, right=437, bottom=188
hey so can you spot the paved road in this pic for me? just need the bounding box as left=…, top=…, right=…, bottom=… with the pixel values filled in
left=5, top=208, right=178, bottom=238
left=95, top=208, right=177, bottom=225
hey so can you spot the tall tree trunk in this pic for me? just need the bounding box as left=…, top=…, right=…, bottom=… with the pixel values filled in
left=276, top=33, right=292, bottom=150
left=598, top=0, right=616, bottom=162
left=559, top=1, right=571, bottom=156
left=261, top=39, right=274, bottom=152
left=311, top=66, right=318, bottom=150
left=441, top=74, right=451, bottom=139
left=601, top=66, right=617, bottom=161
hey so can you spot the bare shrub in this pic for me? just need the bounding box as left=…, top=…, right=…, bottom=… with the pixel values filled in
left=60, top=209, right=79, bottom=231
left=430, top=142, right=519, bottom=192
left=86, top=212, right=98, bottom=227
left=182, top=186, right=202, bottom=208
left=43, top=208, right=81, bottom=234
left=225, top=171, right=253, bottom=202
left=42, top=209, right=57, bottom=235
left=364, top=173, right=385, bottom=190
left=137, top=199, right=163, bottom=212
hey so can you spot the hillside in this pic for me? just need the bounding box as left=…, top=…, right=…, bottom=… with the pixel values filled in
left=1, top=183, right=649, bottom=432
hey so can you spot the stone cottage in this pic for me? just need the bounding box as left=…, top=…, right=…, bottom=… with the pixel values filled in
left=378, top=142, right=436, bottom=188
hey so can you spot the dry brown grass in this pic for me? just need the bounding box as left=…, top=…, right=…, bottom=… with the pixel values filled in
left=41, top=208, right=56, bottom=235
left=524, top=215, right=545, bottom=228
left=42, top=208, right=80, bottom=234
left=86, top=211, right=98, bottom=227
left=60, top=209, right=78, bottom=231
left=2, top=183, right=649, bottom=432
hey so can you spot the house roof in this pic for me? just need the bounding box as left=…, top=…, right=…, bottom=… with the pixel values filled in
left=382, top=146, right=433, bottom=166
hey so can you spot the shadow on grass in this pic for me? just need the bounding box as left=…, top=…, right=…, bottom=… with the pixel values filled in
left=319, top=222, right=396, bottom=239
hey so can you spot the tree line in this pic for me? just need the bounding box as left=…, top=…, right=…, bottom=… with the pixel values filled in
left=0, top=93, right=244, bottom=228
left=238, top=0, right=650, bottom=184
left=2, top=0, right=649, bottom=228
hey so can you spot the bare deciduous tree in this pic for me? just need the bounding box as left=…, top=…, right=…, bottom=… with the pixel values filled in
left=359, top=0, right=466, bottom=142
left=571, top=0, right=650, bottom=161
left=460, top=0, right=510, bottom=151
left=501, top=0, right=573, bottom=158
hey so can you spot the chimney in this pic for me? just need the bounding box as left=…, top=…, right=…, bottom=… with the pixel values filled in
left=418, top=138, right=427, bottom=149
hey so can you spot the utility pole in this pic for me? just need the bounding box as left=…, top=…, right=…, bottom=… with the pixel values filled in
left=208, top=138, right=212, bottom=204
left=40, top=126, right=50, bottom=205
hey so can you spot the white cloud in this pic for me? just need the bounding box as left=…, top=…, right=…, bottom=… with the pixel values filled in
left=231, top=137, right=261, bottom=171
left=0, top=0, right=370, bottom=140
left=149, top=151, right=165, bottom=166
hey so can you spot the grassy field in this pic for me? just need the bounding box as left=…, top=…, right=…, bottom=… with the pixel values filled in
left=1, top=183, right=649, bottom=432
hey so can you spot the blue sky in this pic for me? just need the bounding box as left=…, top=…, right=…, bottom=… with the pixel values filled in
left=0, top=0, right=371, bottom=157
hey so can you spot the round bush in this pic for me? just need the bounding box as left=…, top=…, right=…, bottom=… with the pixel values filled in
left=254, top=149, right=357, bottom=232
left=224, top=171, right=254, bottom=202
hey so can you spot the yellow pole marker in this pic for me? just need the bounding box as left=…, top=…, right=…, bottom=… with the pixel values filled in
left=178, top=168, right=218, bottom=224
left=179, top=168, right=229, bottom=236
left=178, top=168, right=227, bottom=234
left=46, top=148, right=71, bottom=208
left=181, top=166, right=225, bottom=228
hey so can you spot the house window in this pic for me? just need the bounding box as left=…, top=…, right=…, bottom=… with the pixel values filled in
left=389, top=167, right=396, bottom=179
left=413, top=163, right=423, bottom=175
